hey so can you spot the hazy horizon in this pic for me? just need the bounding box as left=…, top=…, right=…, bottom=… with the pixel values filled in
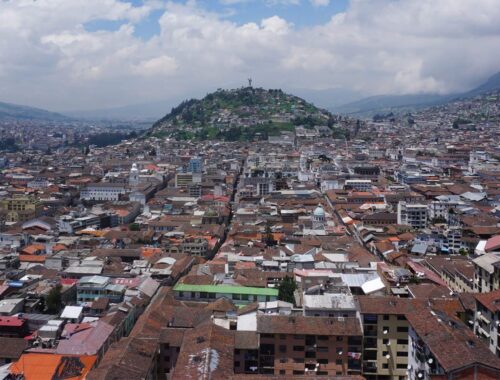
left=1, top=0, right=500, bottom=113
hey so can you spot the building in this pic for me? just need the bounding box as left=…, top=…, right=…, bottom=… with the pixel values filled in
left=397, top=202, right=428, bottom=229
left=0, top=196, right=42, bottom=223
left=407, top=306, right=500, bottom=380
left=345, top=179, right=373, bottom=192
left=312, top=204, right=326, bottom=230
left=474, top=290, right=500, bottom=357
left=188, top=156, right=203, bottom=173
left=173, top=284, right=278, bottom=305
left=246, top=314, right=363, bottom=376
left=358, top=296, right=413, bottom=380
left=472, top=253, right=500, bottom=293
left=76, top=276, right=126, bottom=304
left=80, top=183, right=128, bottom=202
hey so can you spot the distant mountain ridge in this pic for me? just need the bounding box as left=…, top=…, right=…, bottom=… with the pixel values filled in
left=0, top=101, right=70, bottom=121
left=332, top=71, right=500, bottom=116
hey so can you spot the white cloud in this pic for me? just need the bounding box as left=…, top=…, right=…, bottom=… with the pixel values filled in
left=133, top=55, right=178, bottom=76
left=310, top=0, right=330, bottom=6
left=0, top=0, right=499, bottom=111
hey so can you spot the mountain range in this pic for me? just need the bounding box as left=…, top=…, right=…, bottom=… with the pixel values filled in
left=0, top=101, right=70, bottom=122
left=1, top=71, right=499, bottom=122
left=331, top=71, right=500, bottom=116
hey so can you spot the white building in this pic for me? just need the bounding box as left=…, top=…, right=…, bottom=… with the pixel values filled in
left=397, top=202, right=428, bottom=229
left=345, top=179, right=372, bottom=191
left=80, top=183, right=128, bottom=202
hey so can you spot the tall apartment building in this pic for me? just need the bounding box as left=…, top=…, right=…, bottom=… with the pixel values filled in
left=407, top=305, right=500, bottom=380
left=188, top=156, right=203, bottom=173
left=358, top=296, right=413, bottom=380
left=397, top=202, right=428, bottom=229
left=234, top=315, right=363, bottom=376
left=474, top=290, right=500, bottom=357
left=472, top=253, right=500, bottom=293
left=0, top=196, right=42, bottom=223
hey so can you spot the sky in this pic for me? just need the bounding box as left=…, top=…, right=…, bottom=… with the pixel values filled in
left=0, top=0, right=500, bottom=113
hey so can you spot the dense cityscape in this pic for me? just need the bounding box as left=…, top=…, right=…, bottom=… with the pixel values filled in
left=1, top=1, right=500, bottom=379
left=0, top=85, right=499, bottom=380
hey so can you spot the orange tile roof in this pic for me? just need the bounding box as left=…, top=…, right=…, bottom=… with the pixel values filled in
left=21, top=244, right=45, bottom=255
left=141, top=247, right=163, bottom=258
left=11, top=353, right=97, bottom=380
left=52, top=244, right=67, bottom=252
left=19, top=255, right=46, bottom=263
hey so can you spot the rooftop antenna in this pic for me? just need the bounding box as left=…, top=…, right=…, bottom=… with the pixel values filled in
left=248, top=78, right=252, bottom=87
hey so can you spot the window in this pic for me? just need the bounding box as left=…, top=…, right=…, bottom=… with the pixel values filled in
left=397, top=351, right=408, bottom=357
left=382, top=326, right=390, bottom=334
left=397, top=315, right=406, bottom=320
left=295, top=335, right=305, bottom=340
left=293, top=346, right=304, bottom=352
left=279, top=345, right=286, bottom=353
left=279, top=370, right=286, bottom=375
left=293, top=371, right=304, bottom=375
left=235, top=349, right=240, bottom=354
left=397, top=326, right=408, bottom=333
left=318, top=335, right=328, bottom=341
left=397, top=364, right=407, bottom=369
left=318, top=359, right=328, bottom=364
left=383, top=338, right=389, bottom=344
left=397, top=339, right=408, bottom=345
left=382, top=363, right=389, bottom=369
left=317, top=347, right=328, bottom=352
left=336, top=359, right=342, bottom=365
left=336, top=336, right=343, bottom=341
left=280, top=334, right=286, bottom=340
left=337, top=348, right=343, bottom=355
left=235, top=361, right=240, bottom=367
left=383, top=314, right=390, bottom=320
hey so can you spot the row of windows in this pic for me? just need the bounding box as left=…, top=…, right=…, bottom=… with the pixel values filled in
left=382, top=326, right=409, bottom=333
left=261, top=334, right=345, bottom=341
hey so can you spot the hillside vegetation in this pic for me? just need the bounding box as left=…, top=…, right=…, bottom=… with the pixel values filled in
left=148, top=87, right=343, bottom=141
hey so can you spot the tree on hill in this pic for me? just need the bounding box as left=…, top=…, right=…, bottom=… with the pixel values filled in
left=278, top=276, right=298, bottom=305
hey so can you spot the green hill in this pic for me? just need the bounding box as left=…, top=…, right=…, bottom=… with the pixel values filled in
left=148, top=87, right=339, bottom=141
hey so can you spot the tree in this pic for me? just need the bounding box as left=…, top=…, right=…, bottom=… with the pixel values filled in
left=129, top=223, right=140, bottom=231
left=46, top=285, right=62, bottom=314
left=278, top=276, right=298, bottom=305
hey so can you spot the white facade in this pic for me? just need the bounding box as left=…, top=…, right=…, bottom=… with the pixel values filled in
left=80, top=184, right=127, bottom=201
left=397, top=202, right=428, bottom=229
left=345, top=179, right=372, bottom=191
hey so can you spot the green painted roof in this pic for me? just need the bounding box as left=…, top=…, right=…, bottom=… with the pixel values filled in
left=173, top=283, right=278, bottom=296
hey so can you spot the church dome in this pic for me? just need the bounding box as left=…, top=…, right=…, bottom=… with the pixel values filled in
left=313, top=204, right=325, bottom=217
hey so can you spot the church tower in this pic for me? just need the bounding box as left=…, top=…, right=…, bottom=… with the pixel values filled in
left=129, top=163, right=139, bottom=186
